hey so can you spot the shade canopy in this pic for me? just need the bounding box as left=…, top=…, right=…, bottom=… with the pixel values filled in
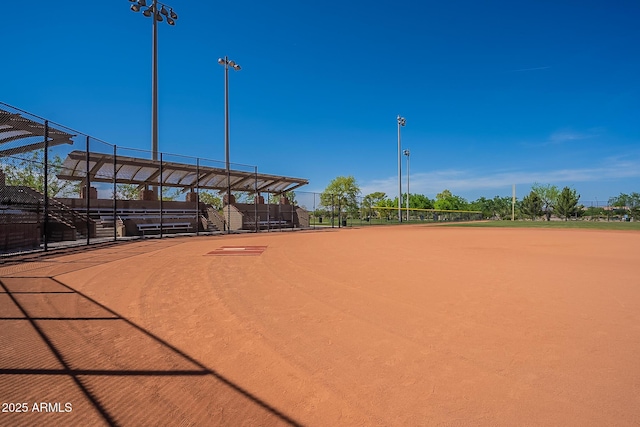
left=0, top=109, right=74, bottom=157
left=58, top=150, right=308, bottom=194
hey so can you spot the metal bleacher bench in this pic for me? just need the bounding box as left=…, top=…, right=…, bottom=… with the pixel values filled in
left=245, top=220, right=289, bottom=228
left=136, top=222, right=192, bottom=235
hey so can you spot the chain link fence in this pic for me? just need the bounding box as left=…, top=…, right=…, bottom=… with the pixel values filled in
left=1, top=103, right=306, bottom=257
left=296, top=191, right=483, bottom=228
left=14, top=103, right=626, bottom=257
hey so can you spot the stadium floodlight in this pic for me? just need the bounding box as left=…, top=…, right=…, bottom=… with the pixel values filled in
left=129, top=0, right=178, bottom=197
left=218, top=56, right=242, bottom=234
left=397, top=115, right=406, bottom=222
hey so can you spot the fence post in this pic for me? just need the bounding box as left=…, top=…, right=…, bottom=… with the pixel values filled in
left=226, top=164, right=231, bottom=235
left=43, top=120, right=49, bottom=251
left=196, top=158, right=200, bottom=236
left=159, top=152, right=163, bottom=239
left=331, top=194, right=335, bottom=228
left=113, top=145, right=117, bottom=241
left=254, top=166, right=258, bottom=233
left=86, top=136, right=90, bottom=246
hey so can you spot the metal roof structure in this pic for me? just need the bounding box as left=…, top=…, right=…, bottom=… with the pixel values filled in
left=58, top=150, right=308, bottom=194
left=0, top=109, right=74, bottom=156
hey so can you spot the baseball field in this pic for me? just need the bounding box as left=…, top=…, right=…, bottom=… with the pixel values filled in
left=1, top=225, right=639, bottom=426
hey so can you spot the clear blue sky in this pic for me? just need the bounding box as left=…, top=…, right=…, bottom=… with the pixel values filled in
left=3, top=0, right=639, bottom=203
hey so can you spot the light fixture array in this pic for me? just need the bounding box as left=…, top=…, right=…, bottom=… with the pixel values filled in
left=129, top=0, right=178, bottom=25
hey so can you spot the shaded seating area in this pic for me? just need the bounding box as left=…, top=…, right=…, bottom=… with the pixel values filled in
left=58, top=150, right=308, bottom=200
left=0, top=108, right=74, bottom=156
left=1, top=109, right=79, bottom=252
left=56, top=151, right=309, bottom=235
left=56, top=198, right=211, bottom=237
left=1, top=105, right=309, bottom=254
left=229, top=198, right=310, bottom=231
left=1, top=184, right=96, bottom=245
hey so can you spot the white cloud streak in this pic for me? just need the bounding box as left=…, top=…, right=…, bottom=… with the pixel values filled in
left=507, top=66, right=551, bottom=72
left=522, top=128, right=602, bottom=148
left=359, top=157, right=640, bottom=198
left=549, top=130, right=598, bottom=143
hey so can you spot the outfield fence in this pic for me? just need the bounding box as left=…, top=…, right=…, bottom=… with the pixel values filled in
left=295, top=191, right=483, bottom=228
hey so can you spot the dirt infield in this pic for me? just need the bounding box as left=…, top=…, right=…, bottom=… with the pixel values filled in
left=1, top=226, right=639, bottom=426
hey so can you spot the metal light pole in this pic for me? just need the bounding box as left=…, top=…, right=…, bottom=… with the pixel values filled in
left=403, top=149, right=410, bottom=221
left=130, top=0, right=177, bottom=193
left=218, top=56, right=241, bottom=233
left=397, top=115, right=406, bottom=222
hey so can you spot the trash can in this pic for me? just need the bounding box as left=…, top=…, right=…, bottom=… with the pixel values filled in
left=341, top=219, right=347, bottom=227
left=318, top=217, right=322, bottom=223
left=420, top=215, right=424, bottom=221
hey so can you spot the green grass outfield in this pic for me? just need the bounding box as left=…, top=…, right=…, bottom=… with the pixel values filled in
left=440, top=220, right=640, bottom=231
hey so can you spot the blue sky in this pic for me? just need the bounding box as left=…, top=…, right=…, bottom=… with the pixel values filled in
left=3, top=0, right=639, bottom=203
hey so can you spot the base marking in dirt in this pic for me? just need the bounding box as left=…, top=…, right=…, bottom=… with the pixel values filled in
left=206, top=246, right=268, bottom=256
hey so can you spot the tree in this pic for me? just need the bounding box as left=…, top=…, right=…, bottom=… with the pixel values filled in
left=514, top=199, right=524, bottom=220
left=470, top=197, right=494, bottom=219
left=555, top=187, right=580, bottom=220
left=471, top=196, right=513, bottom=220
left=492, top=196, right=513, bottom=220
left=400, top=193, right=435, bottom=210
left=608, top=194, right=628, bottom=219
left=630, top=192, right=640, bottom=220
left=409, top=193, right=434, bottom=210
left=583, top=206, right=605, bottom=221
left=2, top=151, right=78, bottom=197
left=531, top=183, right=559, bottom=221
left=161, top=187, right=181, bottom=201
left=284, top=190, right=297, bottom=205
left=608, top=192, right=640, bottom=220
left=434, top=189, right=467, bottom=211
left=111, top=185, right=181, bottom=201
left=362, top=192, right=387, bottom=218
left=114, top=184, right=141, bottom=200
left=520, top=191, right=543, bottom=220
left=320, top=176, right=361, bottom=215
left=268, top=190, right=297, bottom=205
left=198, top=191, right=222, bottom=209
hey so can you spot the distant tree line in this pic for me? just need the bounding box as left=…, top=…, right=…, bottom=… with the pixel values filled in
left=317, top=176, right=639, bottom=222
left=3, top=155, right=638, bottom=222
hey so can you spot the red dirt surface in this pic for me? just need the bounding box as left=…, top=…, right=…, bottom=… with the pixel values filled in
left=1, top=226, right=639, bottom=426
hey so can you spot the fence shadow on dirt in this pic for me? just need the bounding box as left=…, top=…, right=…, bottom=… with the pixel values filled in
left=0, top=275, right=302, bottom=426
